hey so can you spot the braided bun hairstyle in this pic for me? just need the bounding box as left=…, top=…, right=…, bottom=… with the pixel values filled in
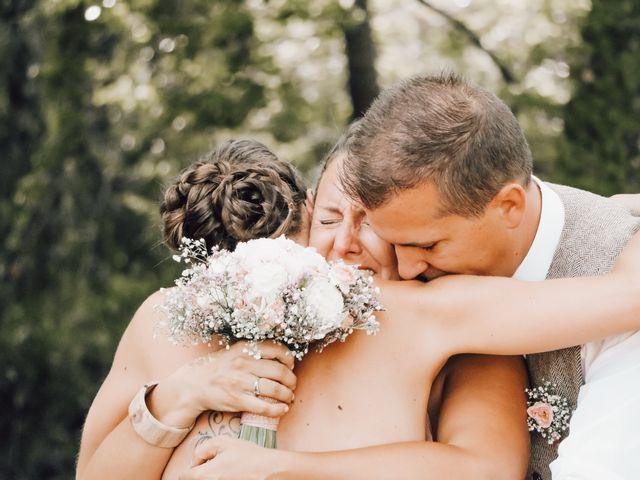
left=161, top=139, right=307, bottom=252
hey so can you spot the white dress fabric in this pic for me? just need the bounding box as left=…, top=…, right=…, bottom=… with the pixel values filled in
left=549, top=331, right=640, bottom=479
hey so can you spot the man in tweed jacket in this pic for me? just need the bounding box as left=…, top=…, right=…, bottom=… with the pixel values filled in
left=341, top=73, right=640, bottom=479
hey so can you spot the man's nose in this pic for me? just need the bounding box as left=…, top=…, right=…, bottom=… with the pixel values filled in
left=333, top=222, right=363, bottom=258
left=395, top=246, right=429, bottom=280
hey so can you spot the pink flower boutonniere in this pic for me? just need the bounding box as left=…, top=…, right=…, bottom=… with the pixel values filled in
left=525, top=381, right=572, bottom=445
left=527, top=402, right=553, bottom=428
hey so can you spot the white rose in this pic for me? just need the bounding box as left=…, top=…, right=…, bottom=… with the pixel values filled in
left=236, top=237, right=287, bottom=262
left=234, top=236, right=329, bottom=280
left=303, top=278, right=344, bottom=339
left=245, top=263, right=288, bottom=302
left=265, top=237, right=329, bottom=279
left=298, top=247, right=329, bottom=272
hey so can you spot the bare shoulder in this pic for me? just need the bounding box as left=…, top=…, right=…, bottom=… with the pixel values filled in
left=377, top=276, right=484, bottom=325
left=119, top=289, right=166, bottom=348
left=112, top=288, right=212, bottom=382
left=112, top=289, right=168, bottom=377
left=374, top=280, right=453, bottom=371
left=376, top=279, right=444, bottom=324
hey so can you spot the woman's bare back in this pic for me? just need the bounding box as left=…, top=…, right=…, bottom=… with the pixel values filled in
left=162, top=311, right=445, bottom=479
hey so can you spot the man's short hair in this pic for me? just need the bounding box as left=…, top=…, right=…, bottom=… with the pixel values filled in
left=340, top=73, right=533, bottom=217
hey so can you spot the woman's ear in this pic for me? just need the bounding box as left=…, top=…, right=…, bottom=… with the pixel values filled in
left=306, top=189, right=315, bottom=217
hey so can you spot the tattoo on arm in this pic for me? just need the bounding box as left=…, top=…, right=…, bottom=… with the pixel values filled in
left=194, top=411, right=242, bottom=448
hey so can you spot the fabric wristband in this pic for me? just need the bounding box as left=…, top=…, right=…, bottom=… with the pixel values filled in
left=128, top=382, right=194, bottom=448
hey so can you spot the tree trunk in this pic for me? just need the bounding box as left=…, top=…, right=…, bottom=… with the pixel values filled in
left=343, top=0, right=380, bottom=119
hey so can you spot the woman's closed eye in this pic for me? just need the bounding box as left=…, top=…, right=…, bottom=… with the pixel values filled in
left=319, top=218, right=342, bottom=226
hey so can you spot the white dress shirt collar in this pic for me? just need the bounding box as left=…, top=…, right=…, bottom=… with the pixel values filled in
left=512, top=177, right=565, bottom=281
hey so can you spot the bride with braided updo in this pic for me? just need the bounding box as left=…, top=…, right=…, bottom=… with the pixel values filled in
left=77, top=140, right=307, bottom=479
left=77, top=137, right=640, bottom=480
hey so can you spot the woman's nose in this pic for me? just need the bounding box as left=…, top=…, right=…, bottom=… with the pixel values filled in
left=333, top=223, right=363, bottom=258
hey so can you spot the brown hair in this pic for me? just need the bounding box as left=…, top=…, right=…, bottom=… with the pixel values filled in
left=313, top=121, right=361, bottom=198
left=340, top=73, right=532, bottom=217
left=161, top=139, right=307, bottom=252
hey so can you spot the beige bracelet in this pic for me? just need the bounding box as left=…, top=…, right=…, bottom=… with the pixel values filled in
left=128, top=382, right=194, bottom=448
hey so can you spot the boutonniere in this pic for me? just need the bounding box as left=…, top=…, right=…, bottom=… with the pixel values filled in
left=525, top=381, right=572, bottom=445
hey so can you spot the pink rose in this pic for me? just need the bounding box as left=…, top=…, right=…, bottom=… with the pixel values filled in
left=330, top=263, right=358, bottom=293
left=257, top=312, right=278, bottom=333
left=256, top=300, right=285, bottom=333
left=341, top=314, right=355, bottom=329
left=527, top=402, right=554, bottom=428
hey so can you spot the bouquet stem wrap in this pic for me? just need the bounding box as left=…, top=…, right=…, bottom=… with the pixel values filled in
left=239, top=401, right=279, bottom=448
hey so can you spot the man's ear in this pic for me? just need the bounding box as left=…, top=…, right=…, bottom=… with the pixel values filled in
left=490, top=182, right=527, bottom=229
left=305, top=189, right=315, bottom=217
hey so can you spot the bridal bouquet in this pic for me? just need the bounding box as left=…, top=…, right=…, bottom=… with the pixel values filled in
left=158, top=236, right=382, bottom=448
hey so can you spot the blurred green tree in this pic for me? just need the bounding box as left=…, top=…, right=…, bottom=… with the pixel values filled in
left=557, top=0, right=640, bottom=194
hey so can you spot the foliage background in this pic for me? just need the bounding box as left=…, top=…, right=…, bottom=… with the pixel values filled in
left=1, top=0, right=638, bottom=478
